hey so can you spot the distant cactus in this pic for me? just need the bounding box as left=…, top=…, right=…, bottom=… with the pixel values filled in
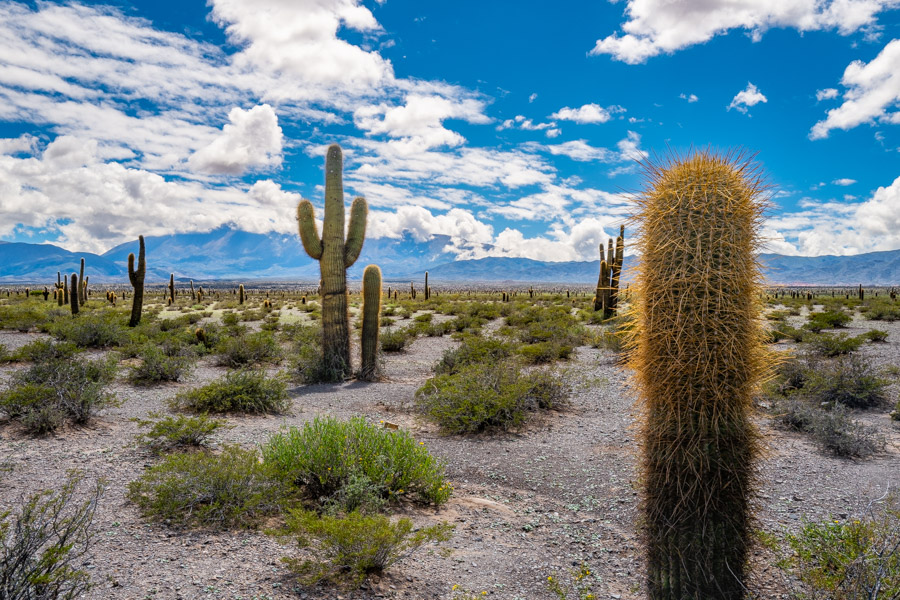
left=42, top=287, right=49, bottom=301
left=78, top=257, right=85, bottom=305
left=63, top=275, right=68, bottom=305
left=296, top=144, right=368, bottom=380
left=69, top=273, right=79, bottom=315
left=360, top=264, right=382, bottom=381
left=630, top=151, right=768, bottom=599
left=128, top=236, right=146, bottom=327
left=239, top=284, right=245, bottom=304
left=609, top=226, right=625, bottom=316
left=167, top=273, right=175, bottom=305
left=82, top=276, right=89, bottom=304
left=424, top=271, right=430, bottom=300
left=190, top=280, right=195, bottom=301
left=410, top=282, right=416, bottom=299
left=593, top=258, right=609, bottom=312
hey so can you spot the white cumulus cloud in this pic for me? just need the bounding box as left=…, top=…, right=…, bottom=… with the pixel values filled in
left=833, top=178, right=857, bottom=186
left=189, top=104, right=283, bottom=175
left=590, top=0, right=896, bottom=64
left=810, top=39, right=900, bottom=139
left=728, top=82, right=768, bottom=114
left=816, top=88, right=839, bottom=101
left=550, top=103, right=624, bottom=124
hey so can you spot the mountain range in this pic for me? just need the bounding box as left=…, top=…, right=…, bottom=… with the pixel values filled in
left=1, top=226, right=899, bottom=286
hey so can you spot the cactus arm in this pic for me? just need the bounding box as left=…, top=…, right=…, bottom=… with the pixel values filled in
left=344, top=196, right=368, bottom=268
left=128, top=253, right=137, bottom=286
left=297, top=200, right=323, bottom=260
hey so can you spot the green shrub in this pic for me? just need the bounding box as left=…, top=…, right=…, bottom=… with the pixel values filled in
left=278, top=510, right=453, bottom=588
left=134, top=413, right=228, bottom=453
left=864, top=328, right=888, bottom=343
left=805, top=332, right=866, bottom=356
left=261, top=416, right=451, bottom=506
left=0, top=303, right=67, bottom=332
left=805, top=310, right=852, bottom=332
left=0, top=472, right=104, bottom=600
left=434, top=335, right=513, bottom=375
left=519, top=341, right=574, bottom=364
left=14, top=339, right=79, bottom=362
left=127, top=445, right=287, bottom=529
left=415, top=361, right=568, bottom=434
left=215, top=330, right=281, bottom=367
left=0, top=355, right=116, bottom=433
left=221, top=312, right=240, bottom=326
left=862, top=304, right=900, bottom=322
left=805, top=354, right=889, bottom=409
left=773, top=398, right=884, bottom=458
left=380, top=326, right=417, bottom=352
left=777, top=497, right=900, bottom=599
left=0, top=343, right=10, bottom=363
left=169, top=369, right=289, bottom=415
left=127, top=345, right=196, bottom=385
left=772, top=322, right=806, bottom=342
left=47, top=311, right=129, bottom=348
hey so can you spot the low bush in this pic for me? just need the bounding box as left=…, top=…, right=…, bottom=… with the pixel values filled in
left=215, top=330, right=281, bottom=367
left=519, top=341, right=574, bottom=364
left=134, top=413, right=228, bottom=453
left=0, top=303, right=67, bottom=332
left=777, top=496, right=900, bottom=599
left=380, top=326, right=417, bottom=352
left=0, top=473, right=104, bottom=599
left=47, top=311, right=129, bottom=348
left=415, top=361, right=568, bottom=434
left=127, top=345, right=196, bottom=385
left=772, top=323, right=806, bottom=343
left=170, top=369, right=289, bottom=415
left=864, top=328, right=888, bottom=343
left=278, top=510, right=453, bottom=588
left=14, top=339, right=79, bottom=362
left=127, top=445, right=287, bottom=529
left=805, top=354, right=889, bottom=409
left=805, top=310, right=852, bottom=332
left=434, top=335, right=513, bottom=375
left=0, top=355, right=117, bottom=434
left=805, top=332, right=866, bottom=357
left=773, top=398, right=884, bottom=458
left=261, top=416, right=451, bottom=507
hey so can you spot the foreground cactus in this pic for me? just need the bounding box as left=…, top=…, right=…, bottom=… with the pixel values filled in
left=78, top=257, right=85, bottom=305
left=69, top=273, right=79, bottom=315
left=128, top=235, right=146, bottom=327
left=629, top=151, right=768, bottom=599
left=297, top=144, right=368, bottom=380
left=360, top=264, right=382, bottom=380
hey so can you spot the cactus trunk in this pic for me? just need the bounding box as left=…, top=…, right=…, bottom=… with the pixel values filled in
left=78, top=258, right=85, bottom=305
left=128, top=235, right=146, bottom=327
left=69, top=273, right=79, bottom=315
left=360, top=264, right=382, bottom=380
left=168, top=274, right=175, bottom=304
left=297, top=144, right=368, bottom=380
left=630, top=151, right=767, bottom=600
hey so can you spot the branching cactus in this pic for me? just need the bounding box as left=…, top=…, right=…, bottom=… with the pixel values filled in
left=168, top=274, right=175, bottom=305
left=360, top=264, right=382, bottom=381
left=629, top=151, right=768, bottom=599
left=297, top=144, right=368, bottom=380
left=128, top=235, right=146, bottom=327
left=609, top=225, right=625, bottom=315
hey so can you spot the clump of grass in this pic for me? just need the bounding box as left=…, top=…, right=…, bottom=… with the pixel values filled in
left=127, top=445, right=287, bottom=529
left=261, top=416, right=451, bottom=507
left=169, top=369, right=289, bottom=415
left=134, top=413, right=228, bottom=454
left=415, top=361, right=568, bottom=434
left=278, top=510, right=453, bottom=588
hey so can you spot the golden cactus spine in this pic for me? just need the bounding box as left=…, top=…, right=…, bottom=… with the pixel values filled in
left=360, top=264, right=382, bottom=380
left=297, top=144, right=368, bottom=380
left=128, top=236, right=146, bottom=327
left=630, top=151, right=767, bottom=599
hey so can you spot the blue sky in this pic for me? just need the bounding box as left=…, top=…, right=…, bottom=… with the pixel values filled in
left=0, top=0, right=898, bottom=259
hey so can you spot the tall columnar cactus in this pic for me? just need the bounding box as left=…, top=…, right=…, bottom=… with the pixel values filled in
left=128, top=235, right=146, bottom=327
left=168, top=274, right=175, bottom=304
left=424, top=271, right=430, bottom=300
left=608, top=225, right=625, bottom=317
left=190, top=280, right=195, bottom=301
left=297, top=144, right=368, bottom=379
left=360, top=264, right=382, bottom=380
left=78, top=258, right=85, bottom=305
left=69, top=273, right=79, bottom=315
left=63, top=275, right=69, bottom=305
left=593, top=256, right=609, bottom=312
left=238, top=284, right=245, bottom=305
left=629, top=151, right=767, bottom=599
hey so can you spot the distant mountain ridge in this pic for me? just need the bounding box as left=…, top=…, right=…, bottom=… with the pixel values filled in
left=1, top=227, right=899, bottom=285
